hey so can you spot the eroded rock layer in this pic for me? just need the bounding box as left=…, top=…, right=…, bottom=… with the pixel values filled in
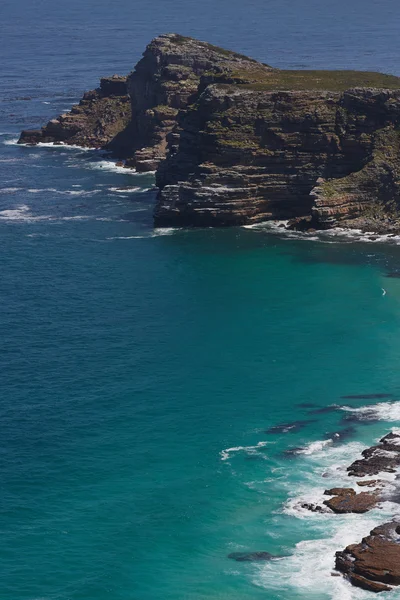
left=18, top=33, right=400, bottom=225
left=19, top=76, right=132, bottom=150
left=347, top=432, right=400, bottom=477
left=335, top=522, right=400, bottom=593
left=155, top=87, right=400, bottom=227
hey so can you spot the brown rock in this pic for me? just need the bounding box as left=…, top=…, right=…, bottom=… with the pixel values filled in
left=324, top=487, right=355, bottom=496
left=323, top=488, right=379, bottom=513
left=348, top=573, right=391, bottom=593
left=335, top=522, right=400, bottom=592
left=357, top=479, right=381, bottom=487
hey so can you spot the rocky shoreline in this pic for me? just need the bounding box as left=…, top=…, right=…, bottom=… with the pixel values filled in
left=233, top=430, right=400, bottom=593
left=18, top=33, right=400, bottom=233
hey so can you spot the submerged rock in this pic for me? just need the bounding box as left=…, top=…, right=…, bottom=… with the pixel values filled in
left=308, top=405, right=340, bottom=415
left=228, top=551, right=284, bottom=562
left=335, top=522, right=400, bottom=592
left=265, top=419, right=315, bottom=434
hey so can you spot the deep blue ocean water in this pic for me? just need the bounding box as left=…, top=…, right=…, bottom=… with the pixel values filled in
left=3, top=1, right=400, bottom=599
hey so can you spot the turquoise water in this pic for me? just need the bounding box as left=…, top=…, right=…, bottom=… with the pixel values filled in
left=3, top=1, right=400, bottom=599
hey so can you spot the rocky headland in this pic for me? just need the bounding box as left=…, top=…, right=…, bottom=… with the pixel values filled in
left=18, top=33, right=400, bottom=232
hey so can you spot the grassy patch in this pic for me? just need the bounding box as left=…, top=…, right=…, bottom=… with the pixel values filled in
left=229, top=70, right=400, bottom=92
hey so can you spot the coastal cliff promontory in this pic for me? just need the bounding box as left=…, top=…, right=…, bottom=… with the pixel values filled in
left=18, top=34, right=400, bottom=231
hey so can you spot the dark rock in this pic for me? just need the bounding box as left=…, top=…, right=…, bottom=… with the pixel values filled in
left=228, top=551, right=284, bottom=562
left=19, top=129, right=43, bottom=144
left=99, top=75, right=128, bottom=97
left=357, top=479, right=382, bottom=487
left=18, top=80, right=131, bottom=150
left=301, top=503, right=326, bottom=513
left=340, top=412, right=379, bottom=425
left=265, top=419, right=316, bottom=434
left=309, top=405, right=340, bottom=414
left=347, top=432, right=400, bottom=477
left=335, top=522, right=400, bottom=592
left=325, top=426, right=356, bottom=442
left=286, top=215, right=317, bottom=231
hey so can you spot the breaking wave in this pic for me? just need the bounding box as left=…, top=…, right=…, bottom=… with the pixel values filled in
left=341, top=401, right=400, bottom=422
left=220, top=441, right=271, bottom=461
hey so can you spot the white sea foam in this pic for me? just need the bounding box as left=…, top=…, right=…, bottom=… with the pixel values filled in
left=108, top=186, right=141, bottom=193
left=106, top=235, right=151, bottom=240
left=293, top=439, right=333, bottom=455
left=26, top=188, right=100, bottom=196
left=153, top=227, right=178, bottom=236
left=3, top=138, right=19, bottom=145
left=254, top=513, right=400, bottom=599
left=342, top=401, right=400, bottom=422
left=220, top=441, right=271, bottom=462
left=88, top=160, right=139, bottom=175
left=0, top=187, right=23, bottom=194
left=36, top=142, right=96, bottom=151
left=0, top=204, right=107, bottom=223
left=107, top=228, right=179, bottom=240
left=242, top=220, right=400, bottom=246
left=262, top=434, right=400, bottom=598
left=0, top=205, right=50, bottom=221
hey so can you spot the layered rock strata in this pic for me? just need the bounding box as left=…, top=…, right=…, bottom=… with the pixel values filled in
left=19, top=34, right=272, bottom=172
left=19, top=76, right=132, bottom=150
left=155, top=87, right=400, bottom=227
left=18, top=34, right=400, bottom=227
left=336, top=522, right=400, bottom=593
left=323, top=487, right=380, bottom=514
left=347, top=432, right=400, bottom=477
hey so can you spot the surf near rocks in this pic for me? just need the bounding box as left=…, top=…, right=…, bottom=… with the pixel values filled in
left=297, top=430, right=400, bottom=592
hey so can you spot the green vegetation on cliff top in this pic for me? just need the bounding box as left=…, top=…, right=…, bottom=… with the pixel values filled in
left=225, top=69, right=400, bottom=91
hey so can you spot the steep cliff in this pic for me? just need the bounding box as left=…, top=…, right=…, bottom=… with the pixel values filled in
left=18, top=34, right=400, bottom=230
left=19, top=34, right=273, bottom=171
left=155, top=83, right=400, bottom=227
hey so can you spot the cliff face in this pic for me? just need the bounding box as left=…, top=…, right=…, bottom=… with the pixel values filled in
left=155, top=86, right=400, bottom=227
left=124, top=34, right=272, bottom=171
left=19, top=34, right=272, bottom=171
left=18, top=34, right=400, bottom=230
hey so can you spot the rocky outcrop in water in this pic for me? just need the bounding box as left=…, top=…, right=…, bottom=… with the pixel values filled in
left=347, top=432, right=400, bottom=477
left=323, top=487, right=380, bottom=513
left=18, top=34, right=400, bottom=228
left=335, top=522, right=400, bottom=593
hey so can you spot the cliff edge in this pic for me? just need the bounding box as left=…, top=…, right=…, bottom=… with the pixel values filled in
left=18, top=34, right=400, bottom=231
